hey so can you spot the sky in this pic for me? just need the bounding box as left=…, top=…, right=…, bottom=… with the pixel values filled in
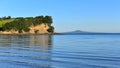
left=0, top=0, right=120, bottom=32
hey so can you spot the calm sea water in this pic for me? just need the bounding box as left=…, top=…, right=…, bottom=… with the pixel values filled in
left=0, top=35, right=120, bottom=68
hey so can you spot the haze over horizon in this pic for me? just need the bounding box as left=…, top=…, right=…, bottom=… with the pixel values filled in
left=0, top=0, right=120, bottom=33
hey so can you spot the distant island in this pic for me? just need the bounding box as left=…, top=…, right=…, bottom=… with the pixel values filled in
left=62, top=30, right=120, bottom=35
left=0, top=16, right=54, bottom=34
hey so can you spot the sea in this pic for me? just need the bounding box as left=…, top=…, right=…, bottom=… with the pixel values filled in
left=0, top=34, right=120, bottom=68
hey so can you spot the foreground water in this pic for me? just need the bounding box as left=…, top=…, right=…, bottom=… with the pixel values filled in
left=0, top=35, right=120, bottom=68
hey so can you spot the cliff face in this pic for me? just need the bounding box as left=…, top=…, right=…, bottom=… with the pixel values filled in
left=0, top=30, right=18, bottom=34
left=29, top=24, right=49, bottom=34
left=0, top=24, right=50, bottom=34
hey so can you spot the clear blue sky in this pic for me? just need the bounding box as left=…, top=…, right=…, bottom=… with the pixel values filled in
left=0, top=0, right=120, bottom=32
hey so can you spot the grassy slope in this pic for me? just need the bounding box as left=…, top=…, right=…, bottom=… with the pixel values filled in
left=0, top=19, right=15, bottom=27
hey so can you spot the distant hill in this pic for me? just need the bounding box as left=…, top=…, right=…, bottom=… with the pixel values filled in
left=63, top=30, right=92, bottom=34
left=62, top=30, right=120, bottom=35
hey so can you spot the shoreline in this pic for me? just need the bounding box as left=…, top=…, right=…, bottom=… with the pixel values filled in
left=0, top=33, right=61, bottom=35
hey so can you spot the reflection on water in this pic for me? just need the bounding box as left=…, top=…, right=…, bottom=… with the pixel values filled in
left=0, top=35, right=52, bottom=49
left=0, top=35, right=53, bottom=68
left=0, top=35, right=120, bottom=68
left=29, top=35, right=52, bottom=49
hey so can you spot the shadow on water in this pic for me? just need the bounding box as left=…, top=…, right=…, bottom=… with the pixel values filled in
left=0, top=35, right=53, bottom=68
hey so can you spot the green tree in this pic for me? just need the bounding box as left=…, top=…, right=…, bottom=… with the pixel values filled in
left=44, top=16, right=53, bottom=25
left=47, top=26, right=54, bottom=33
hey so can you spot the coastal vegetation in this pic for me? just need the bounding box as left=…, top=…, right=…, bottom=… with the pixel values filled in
left=0, top=16, right=54, bottom=34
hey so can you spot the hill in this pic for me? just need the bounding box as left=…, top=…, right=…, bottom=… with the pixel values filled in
left=63, top=30, right=91, bottom=34
left=62, top=30, right=120, bottom=35
left=0, top=19, right=14, bottom=27
left=0, top=16, right=54, bottom=34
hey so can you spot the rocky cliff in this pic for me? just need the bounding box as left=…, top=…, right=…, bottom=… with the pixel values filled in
left=0, top=24, right=50, bottom=34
